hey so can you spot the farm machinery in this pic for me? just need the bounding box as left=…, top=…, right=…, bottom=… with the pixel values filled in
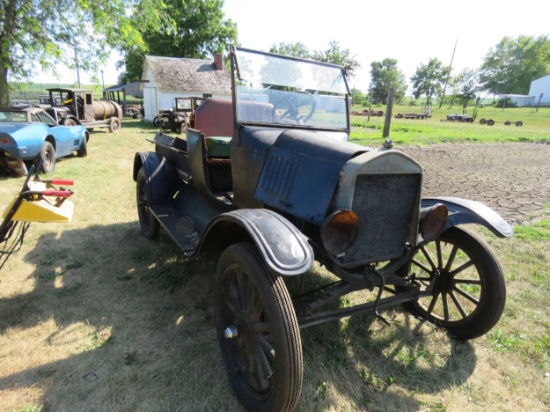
left=1, top=163, right=74, bottom=272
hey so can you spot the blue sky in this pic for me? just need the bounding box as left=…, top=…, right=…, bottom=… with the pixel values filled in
left=34, top=0, right=548, bottom=92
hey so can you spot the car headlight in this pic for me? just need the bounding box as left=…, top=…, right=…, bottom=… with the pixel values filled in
left=321, top=209, right=359, bottom=256
left=420, top=203, right=448, bottom=242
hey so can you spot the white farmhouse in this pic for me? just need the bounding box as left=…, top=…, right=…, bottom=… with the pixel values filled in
left=141, top=54, right=231, bottom=121
left=528, top=74, right=550, bottom=107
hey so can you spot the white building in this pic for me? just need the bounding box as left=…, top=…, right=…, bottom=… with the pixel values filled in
left=503, top=94, right=535, bottom=107
left=528, top=74, right=550, bottom=107
left=141, top=54, right=231, bottom=121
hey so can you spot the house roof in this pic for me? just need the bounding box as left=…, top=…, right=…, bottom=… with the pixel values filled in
left=143, top=55, right=231, bottom=94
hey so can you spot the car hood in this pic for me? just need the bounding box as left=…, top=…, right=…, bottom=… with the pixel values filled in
left=253, top=129, right=369, bottom=224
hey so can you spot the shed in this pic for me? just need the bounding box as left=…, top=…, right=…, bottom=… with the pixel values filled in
left=528, top=74, right=550, bottom=107
left=502, top=94, right=535, bottom=107
left=103, top=81, right=145, bottom=114
left=141, top=54, right=231, bottom=121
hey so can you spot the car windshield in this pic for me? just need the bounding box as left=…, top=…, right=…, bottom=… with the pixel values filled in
left=234, top=47, right=350, bottom=131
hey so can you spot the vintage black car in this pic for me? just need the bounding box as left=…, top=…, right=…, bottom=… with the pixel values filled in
left=152, top=97, right=204, bottom=132
left=133, top=46, right=512, bottom=412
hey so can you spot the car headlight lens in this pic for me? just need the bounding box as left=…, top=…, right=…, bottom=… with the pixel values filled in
left=321, top=209, right=359, bottom=255
left=420, top=203, right=448, bottom=242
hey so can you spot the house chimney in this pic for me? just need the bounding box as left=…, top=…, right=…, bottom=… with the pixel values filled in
left=214, top=53, right=224, bottom=71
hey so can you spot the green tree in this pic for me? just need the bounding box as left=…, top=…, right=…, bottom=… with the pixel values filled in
left=0, top=0, right=163, bottom=106
left=479, top=35, right=550, bottom=95
left=410, top=58, right=450, bottom=105
left=454, top=68, right=480, bottom=107
left=117, top=0, right=237, bottom=84
left=369, top=58, right=407, bottom=104
left=269, top=41, right=360, bottom=80
left=311, top=41, right=360, bottom=79
left=350, top=88, right=365, bottom=106
left=269, top=42, right=310, bottom=59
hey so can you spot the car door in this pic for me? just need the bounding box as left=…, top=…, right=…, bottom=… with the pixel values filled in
left=35, top=112, right=74, bottom=156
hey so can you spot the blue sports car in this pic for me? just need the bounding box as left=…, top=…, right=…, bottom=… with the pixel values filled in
left=0, top=106, right=89, bottom=176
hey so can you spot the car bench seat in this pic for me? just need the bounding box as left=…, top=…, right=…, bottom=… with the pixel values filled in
left=188, top=99, right=233, bottom=196
left=194, top=98, right=233, bottom=159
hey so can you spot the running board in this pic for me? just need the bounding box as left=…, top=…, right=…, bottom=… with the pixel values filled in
left=150, top=203, right=200, bottom=256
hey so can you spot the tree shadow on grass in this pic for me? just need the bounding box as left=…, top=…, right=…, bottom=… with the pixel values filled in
left=0, top=222, right=242, bottom=411
left=0, top=220, right=477, bottom=411
left=289, top=275, right=477, bottom=411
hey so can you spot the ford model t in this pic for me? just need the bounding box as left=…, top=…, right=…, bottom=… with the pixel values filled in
left=133, top=46, right=512, bottom=411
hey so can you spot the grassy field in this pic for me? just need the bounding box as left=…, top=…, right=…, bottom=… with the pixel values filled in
left=350, top=104, right=550, bottom=146
left=0, top=116, right=548, bottom=411
left=9, top=82, right=114, bottom=104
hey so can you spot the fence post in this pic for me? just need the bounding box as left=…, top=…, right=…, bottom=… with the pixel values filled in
left=383, top=88, right=394, bottom=138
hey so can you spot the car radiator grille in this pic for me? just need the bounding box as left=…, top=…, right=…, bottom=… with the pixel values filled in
left=339, top=174, right=421, bottom=267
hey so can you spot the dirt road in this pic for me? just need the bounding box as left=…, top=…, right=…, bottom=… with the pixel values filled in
left=399, top=142, right=550, bottom=224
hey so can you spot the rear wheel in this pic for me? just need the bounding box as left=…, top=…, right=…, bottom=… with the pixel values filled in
left=35, top=141, right=56, bottom=173
left=136, top=168, right=159, bottom=239
left=400, top=227, right=506, bottom=340
left=215, top=243, right=303, bottom=412
left=61, top=117, right=78, bottom=127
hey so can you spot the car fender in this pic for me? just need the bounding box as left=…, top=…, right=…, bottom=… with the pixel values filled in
left=201, top=209, right=314, bottom=276
left=422, top=197, right=513, bottom=238
left=133, top=151, right=179, bottom=205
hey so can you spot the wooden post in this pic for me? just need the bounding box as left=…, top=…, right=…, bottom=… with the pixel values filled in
left=383, top=88, right=394, bottom=138
left=536, top=93, right=543, bottom=112
left=368, top=100, right=372, bottom=122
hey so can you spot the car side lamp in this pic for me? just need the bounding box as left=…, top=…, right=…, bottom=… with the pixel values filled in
left=321, top=209, right=359, bottom=256
left=419, top=203, right=448, bottom=242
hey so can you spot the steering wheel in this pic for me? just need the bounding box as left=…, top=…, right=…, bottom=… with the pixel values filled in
left=272, top=91, right=316, bottom=125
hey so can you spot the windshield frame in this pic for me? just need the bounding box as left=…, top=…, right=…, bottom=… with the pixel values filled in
left=230, top=46, right=351, bottom=135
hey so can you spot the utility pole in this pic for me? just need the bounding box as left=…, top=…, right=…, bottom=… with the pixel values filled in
left=74, top=43, right=81, bottom=88
left=439, top=39, right=457, bottom=109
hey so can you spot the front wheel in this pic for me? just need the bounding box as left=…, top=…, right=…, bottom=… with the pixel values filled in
left=109, top=117, right=121, bottom=133
left=215, top=243, right=303, bottom=412
left=399, top=227, right=506, bottom=340
left=77, top=133, right=88, bottom=157
left=136, top=168, right=159, bottom=239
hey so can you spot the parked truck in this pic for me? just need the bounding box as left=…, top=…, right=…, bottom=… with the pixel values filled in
left=46, top=88, right=123, bottom=133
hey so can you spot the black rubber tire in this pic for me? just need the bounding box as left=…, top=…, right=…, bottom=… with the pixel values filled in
left=35, top=141, right=56, bottom=173
left=61, top=117, right=78, bottom=127
left=215, top=243, right=303, bottom=412
left=108, top=117, right=121, bottom=133
left=515, top=121, right=523, bottom=127
left=77, top=133, right=88, bottom=157
left=487, top=119, right=495, bottom=126
left=153, top=116, right=162, bottom=128
left=400, top=227, right=506, bottom=340
left=136, top=167, right=159, bottom=239
left=479, top=118, right=487, bottom=124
